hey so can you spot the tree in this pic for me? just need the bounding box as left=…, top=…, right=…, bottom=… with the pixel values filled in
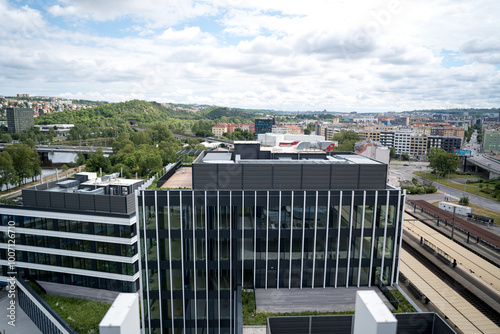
left=0, top=151, right=17, bottom=191
left=0, top=133, right=11, bottom=143
left=428, top=147, right=460, bottom=177
left=75, top=152, right=86, bottom=166
left=86, top=149, right=111, bottom=174
left=304, top=128, right=311, bottom=135
left=401, top=153, right=410, bottom=161
left=459, top=196, right=469, bottom=205
left=389, top=147, right=396, bottom=161
left=61, top=164, right=69, bottom=172
left=4, top=143, right=40, bottom=186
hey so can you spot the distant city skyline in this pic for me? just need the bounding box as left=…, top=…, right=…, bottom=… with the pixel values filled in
left=1, top=0, right=499, bottom=113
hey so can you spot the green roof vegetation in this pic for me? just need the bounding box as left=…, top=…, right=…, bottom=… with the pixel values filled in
left=27, top=281, right=110, bottom=334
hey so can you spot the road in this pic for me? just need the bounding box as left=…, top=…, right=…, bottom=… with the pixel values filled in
left=389, top=162, right=500, bottom=212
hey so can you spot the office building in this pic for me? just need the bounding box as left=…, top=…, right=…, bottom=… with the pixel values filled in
left=254, top=118, right=275, bottom=136
left=6, top=107, right=34, bottom=134
left=0, top=172, right=143, bottom=292
left=137, top=142, right=406, bottom=334
left=483, top=130, right=500, bottom=152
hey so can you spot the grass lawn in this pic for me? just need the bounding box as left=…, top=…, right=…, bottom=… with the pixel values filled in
left=27, top=282, right=110, bottom=334
left=413, top=171, right=498, bottom=201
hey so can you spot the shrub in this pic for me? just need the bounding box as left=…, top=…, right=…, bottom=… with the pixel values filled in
left=459, top=196, right=469, bottom=205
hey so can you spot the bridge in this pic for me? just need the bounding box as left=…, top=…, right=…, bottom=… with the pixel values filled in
left=466, top=155, right=500, bottom=179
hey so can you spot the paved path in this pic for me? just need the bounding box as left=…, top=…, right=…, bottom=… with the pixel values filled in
left=255, top=287, right=393, bottom=313
left=0, top=289, right=42, bottom=334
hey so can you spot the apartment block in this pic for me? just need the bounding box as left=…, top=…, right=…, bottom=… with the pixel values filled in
left=6, top=107, right=34, bottom=134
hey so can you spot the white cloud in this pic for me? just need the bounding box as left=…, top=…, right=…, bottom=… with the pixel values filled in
left=0, top=0, right=500, bottom=111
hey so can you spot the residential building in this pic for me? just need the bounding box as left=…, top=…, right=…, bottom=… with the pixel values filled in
left=0, top=173, right=143, bottom=292
left=325, top=127, right=338, bottom=141
left=6, top=107, right=34, bottom=134
left=284, top=125, right=301, bottom=134
left=137, top=142, right=406, bottom=334
left=358, top=130, right=381, bottom=142
left=212, top=123, right=256, bottom=138
left=354, top=138, right=390, bottom=164
left=212, top=124, right=228, bottom=138
left=380, top=131, right=395, bottom=148
left=271, top=125, right=288, bottom=134
left=427, top=136, right=462, bottom=153
left=393, top=131, right=412, bottom=155
left=254, top=118, right=275, bottom=135
left=393, top=117, right=409, bottom=126
left=409, top=134, right=428, bottom=157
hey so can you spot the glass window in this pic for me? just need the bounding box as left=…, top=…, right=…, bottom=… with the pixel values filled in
left=171, top=270, right=183, bottom=290
left=171, top=239, right=181, bottom=261
left=244, top=207, right=255, bottom=230
left=268, top=238, right=278, bottom=260
left=364, top=205, right=374, bottom=229
left=341, top=205, right=351, bottom=228
left=195, top=206, right=205, bottom=230
left=220, top=206, right=230, bottom=229
left=146, top=206, right=156, bottom=230
left=170, top=207, right=181, bottom=230
left=316, top=206, right=327, bottom=229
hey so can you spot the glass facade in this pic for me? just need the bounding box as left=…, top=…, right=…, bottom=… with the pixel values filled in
left=0, top=211, right=138, bottom=293
left=138, top=188, right=405, bottom=334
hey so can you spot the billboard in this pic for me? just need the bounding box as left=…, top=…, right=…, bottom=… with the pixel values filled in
left=454, top=150, right=471, bottom=156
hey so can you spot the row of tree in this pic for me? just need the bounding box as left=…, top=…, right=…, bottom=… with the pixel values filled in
left=84, top=123, right=180, bottom=178
left=0, top=143, right=41, bottom=190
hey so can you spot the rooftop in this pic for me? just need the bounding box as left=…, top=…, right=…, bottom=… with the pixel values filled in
left=21, top=172, right=144, bottom=215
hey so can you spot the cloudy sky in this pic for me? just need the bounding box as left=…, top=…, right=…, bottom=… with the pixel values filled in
left=1, top=0, right=499, bottom=112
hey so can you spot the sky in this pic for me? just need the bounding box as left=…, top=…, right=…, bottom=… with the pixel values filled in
left=1, top=0, right=500, bottom=113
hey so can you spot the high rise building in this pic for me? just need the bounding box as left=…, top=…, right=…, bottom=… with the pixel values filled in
left=254, top=118, right=275, bottom=136
left=137, top=142, right=406, bottom=334
left=6, top=107, right=34, bottom=134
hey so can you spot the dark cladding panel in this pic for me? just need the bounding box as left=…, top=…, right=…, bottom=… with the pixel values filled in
left=359, top=164, right=387, bottom=189
left=95, top=195, right=111, bottom=212
left=126, top=194, right=136, bottom=214
left=234, top=143, right=260, bottom=159
left=21, top=190, right=37, bottom=207
left=395, top=313, right=433, bottom=334
left=311, top=316, right=352, bottom=334
left=272, top=165, right=302, bottom=189
left=242, top=165, right=272, bottom=190
left=217, top=164, right=243, bottom=189
left=79, top=194, right=95, bottom=211
left=110, top=196, right=127, bottom=214
left=50, top=192, right=66, bottom=209
left=192, top=164, right=218, bottom=190
left=36, top=191, right=50, bottom=207
left=302, top=165, right=331, bottom=190
left=64, top=193, right=80, bottom=210
left=331, top=165, right=359, bottom=189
